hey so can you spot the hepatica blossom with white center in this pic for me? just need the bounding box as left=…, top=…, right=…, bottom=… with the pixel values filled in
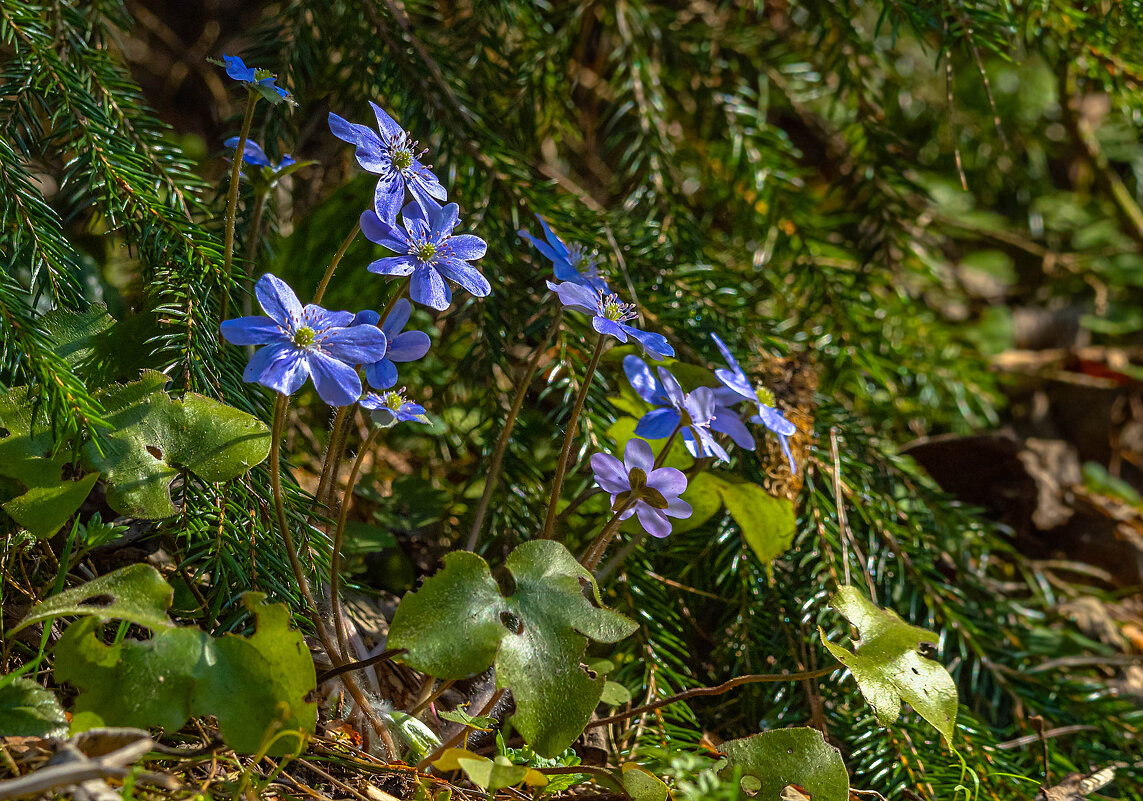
left=361, top=201, right=489, bottom=311
left=351, top=299, right=431, bottom=389
left=220, top=274, right=387, bottom=406
left=712, top=333, right=797, bottom=471
left=547, top=281, right=674, bottom=360
left=224, top=137, right=296, bottom=172
left=591, top=439, right=692, bottom=539
left=361, top=388, right=427, bottom=427
left=519, top=214, right=608, bottom=292
left=328, top=102, right=447, bottom=222
left=622, top=356, right=729, bottom=462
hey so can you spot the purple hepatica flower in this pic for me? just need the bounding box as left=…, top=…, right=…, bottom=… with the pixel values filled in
left=351, top=299, right=431, bottom=389
left=220, top=273, right=387, bottom=406
left=546, top=281, right=673, bottom=360
left=220, top=54, right=291, bottom=100
left=328, top=102, right=446, bottom=222
left=622, top=356, right=729, bottom=462
left=519, top=215, right=608, bottom=292
left=360, top=387, right=427, bottom=427
left=224, top=137, right=296, bottom=172
left=591, top=439, right=692, bottom=539
left=360, top=201, right=489, bottom=312
left=711, top=333, right=797, bottom=471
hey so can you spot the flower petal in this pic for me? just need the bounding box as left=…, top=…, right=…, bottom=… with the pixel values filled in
left=657, top=367, right=686, bottom=410
left=245, top=343, right=308, bottom=396
left=374, top=177, right=405, bottom=225
left=223, top=54, right=256, bottom=82
left=368, top=101, right=405, bottom=143
left=712, top=333, right=749, bottom=381
left=592, top=317, right=629, bottom=342
left=388, top=330, right=431, bottom=361
left=308, top=352, right=362, bottom=406
left=431, top=203, right=461, bottom=236
left=409, top=163, right=447, bottom=202
left=646, top=466, right=687, bottom=498
left=663, top=496, right=692, bottom=519
left=410, top=266, right=451, bottom=310
left=353, top=310, right=381, bottom=327
left=519, top=230, right=563, bottom=265
left=623, top=438, right=654, bottom=474
left=715, top=367, right=755, bottom=400
left=550, top=281, right=600, bottom=314
left=591, top=452, right=629, bottom=494
left=623, top=355, right=661, bottom=404
left=436, top=259, right=491, bottom=297
left=711, top=407, right=755, bottom=450
left=221, top=316, right=282, bottom=346
left=365, top=359, right=399, bottom=390
left=755, top=405, right=797, bottom=437
left=320, top=325, right=388, bottom=365
left=254, top=274, right=304, bottom=328
left=224, top=137, right=271, bottom=168
left=381, top=298, right=413, bottom=338
left=634, top=408, right=680, bottom=439
left=635, top=505, right=672, bottom=539
left=447, top=234, right=487, bottom=261
left=367, top=256, right=417, bottom=277
left=628, top=328, right=674, bottom=360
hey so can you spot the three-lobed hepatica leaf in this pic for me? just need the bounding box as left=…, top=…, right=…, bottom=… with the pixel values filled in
left=12, top=565, right=315, bottom=755
left=819, top=586, right=958, bottom=745
left=718, top=728, right=849, bottom=801
left=0, top=677, right=69, bottom=738
left=0, top=369, right=271, bottom=532
left=82, top=370, right=271, bottom=518
left=387, top=540, right=638, bottom=757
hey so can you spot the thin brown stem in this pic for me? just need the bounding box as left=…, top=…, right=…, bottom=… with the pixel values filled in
left=541, top=333, right=607, bottom=540
left=580, top=501, right=634, bottom=573
left=268, top=395, right=397, bottom=758
left=653, top=421, right=682, bottom=469
left=315, top=648, right=405, bottom=685
left=586, top=666, right=837, bottom=729
left=313, top=407, right=350, bottom=514
left=377, top=276, right=411, bottom=325
left=409, top=679, right=455, bottom=718
left=312, top=223, right=361, bottom=305
left=466, top=311, right=562, bottom=550
left=331, top=428, right=381, bottom=661
left=220, top=91, right=259, bottom=321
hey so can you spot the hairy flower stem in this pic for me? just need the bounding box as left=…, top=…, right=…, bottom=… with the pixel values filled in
left=330, top=427, right=381, bottom=661
left=269, top=395, right=397, bottom=757
left=466, top=311, right=563, bottom=551
left=312, top=223, right=361, bottom=305
left=315, top=279, right=410, bottom=515
left=241, top=193, right=268, bottom=318
left=581, top=500, right=635, bottom=572
left=220, top=90, right=259, bottom=321
left=541, top=333, right=607, bottom=540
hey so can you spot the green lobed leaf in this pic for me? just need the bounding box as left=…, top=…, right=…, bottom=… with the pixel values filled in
left=82, top=371, right=271, bottom=518
left=716, top=478, right=796, bottom=566
left=54, top=592, right=315, bottom=755
left=3, top=472, right=99, bottom=540
left=0, top=677, right=69, bottom=738
left=718, top=728, right=850, bottom=801
left=10, top=563, right=175, bottom=635
left=39, top=304, right=115, bottom=372
left=621, top=763, right=670, bottom=801
left=389, top=540, right=637, bottom=757
left=669, top=471, right=726, bottom=535
left=820, top=586, right=958, bottom=744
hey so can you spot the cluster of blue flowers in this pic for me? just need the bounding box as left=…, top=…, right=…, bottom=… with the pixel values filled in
left=216, top=54, right=798, bottom=539
left=217, top=59, right=493, bottom=426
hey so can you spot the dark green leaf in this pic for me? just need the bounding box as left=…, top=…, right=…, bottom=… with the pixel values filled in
left=718, top=728, right=850, bottom=801
left=0, top=677, right=68, bottom=738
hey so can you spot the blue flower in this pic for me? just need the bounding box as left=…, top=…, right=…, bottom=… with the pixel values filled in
left=220, top=273, right=387, bottom=406
left=711, top=333, right=796, bottom=471
left=546, top=281, right=673, bottom=360
left=351, top=299, right=432, bottom=389
left=519, top=215, right=608, bottom=291
left=224, top=137, right=296, bottom=172
left=220, top=54, right=291, bottom=100
left=328, top=103, right=447, bottom=222
left=591, top=439, right=692, bottom=539
left=622, top=356, right=730, bottom=462
left=360, top=201, right=489, bottom=312
left=360, top=388, right=428, bottom=427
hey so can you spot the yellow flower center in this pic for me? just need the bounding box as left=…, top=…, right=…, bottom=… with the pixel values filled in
left=292, top=326, right=316, bottom=347
left=755, top=386, right=775, bottom=407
